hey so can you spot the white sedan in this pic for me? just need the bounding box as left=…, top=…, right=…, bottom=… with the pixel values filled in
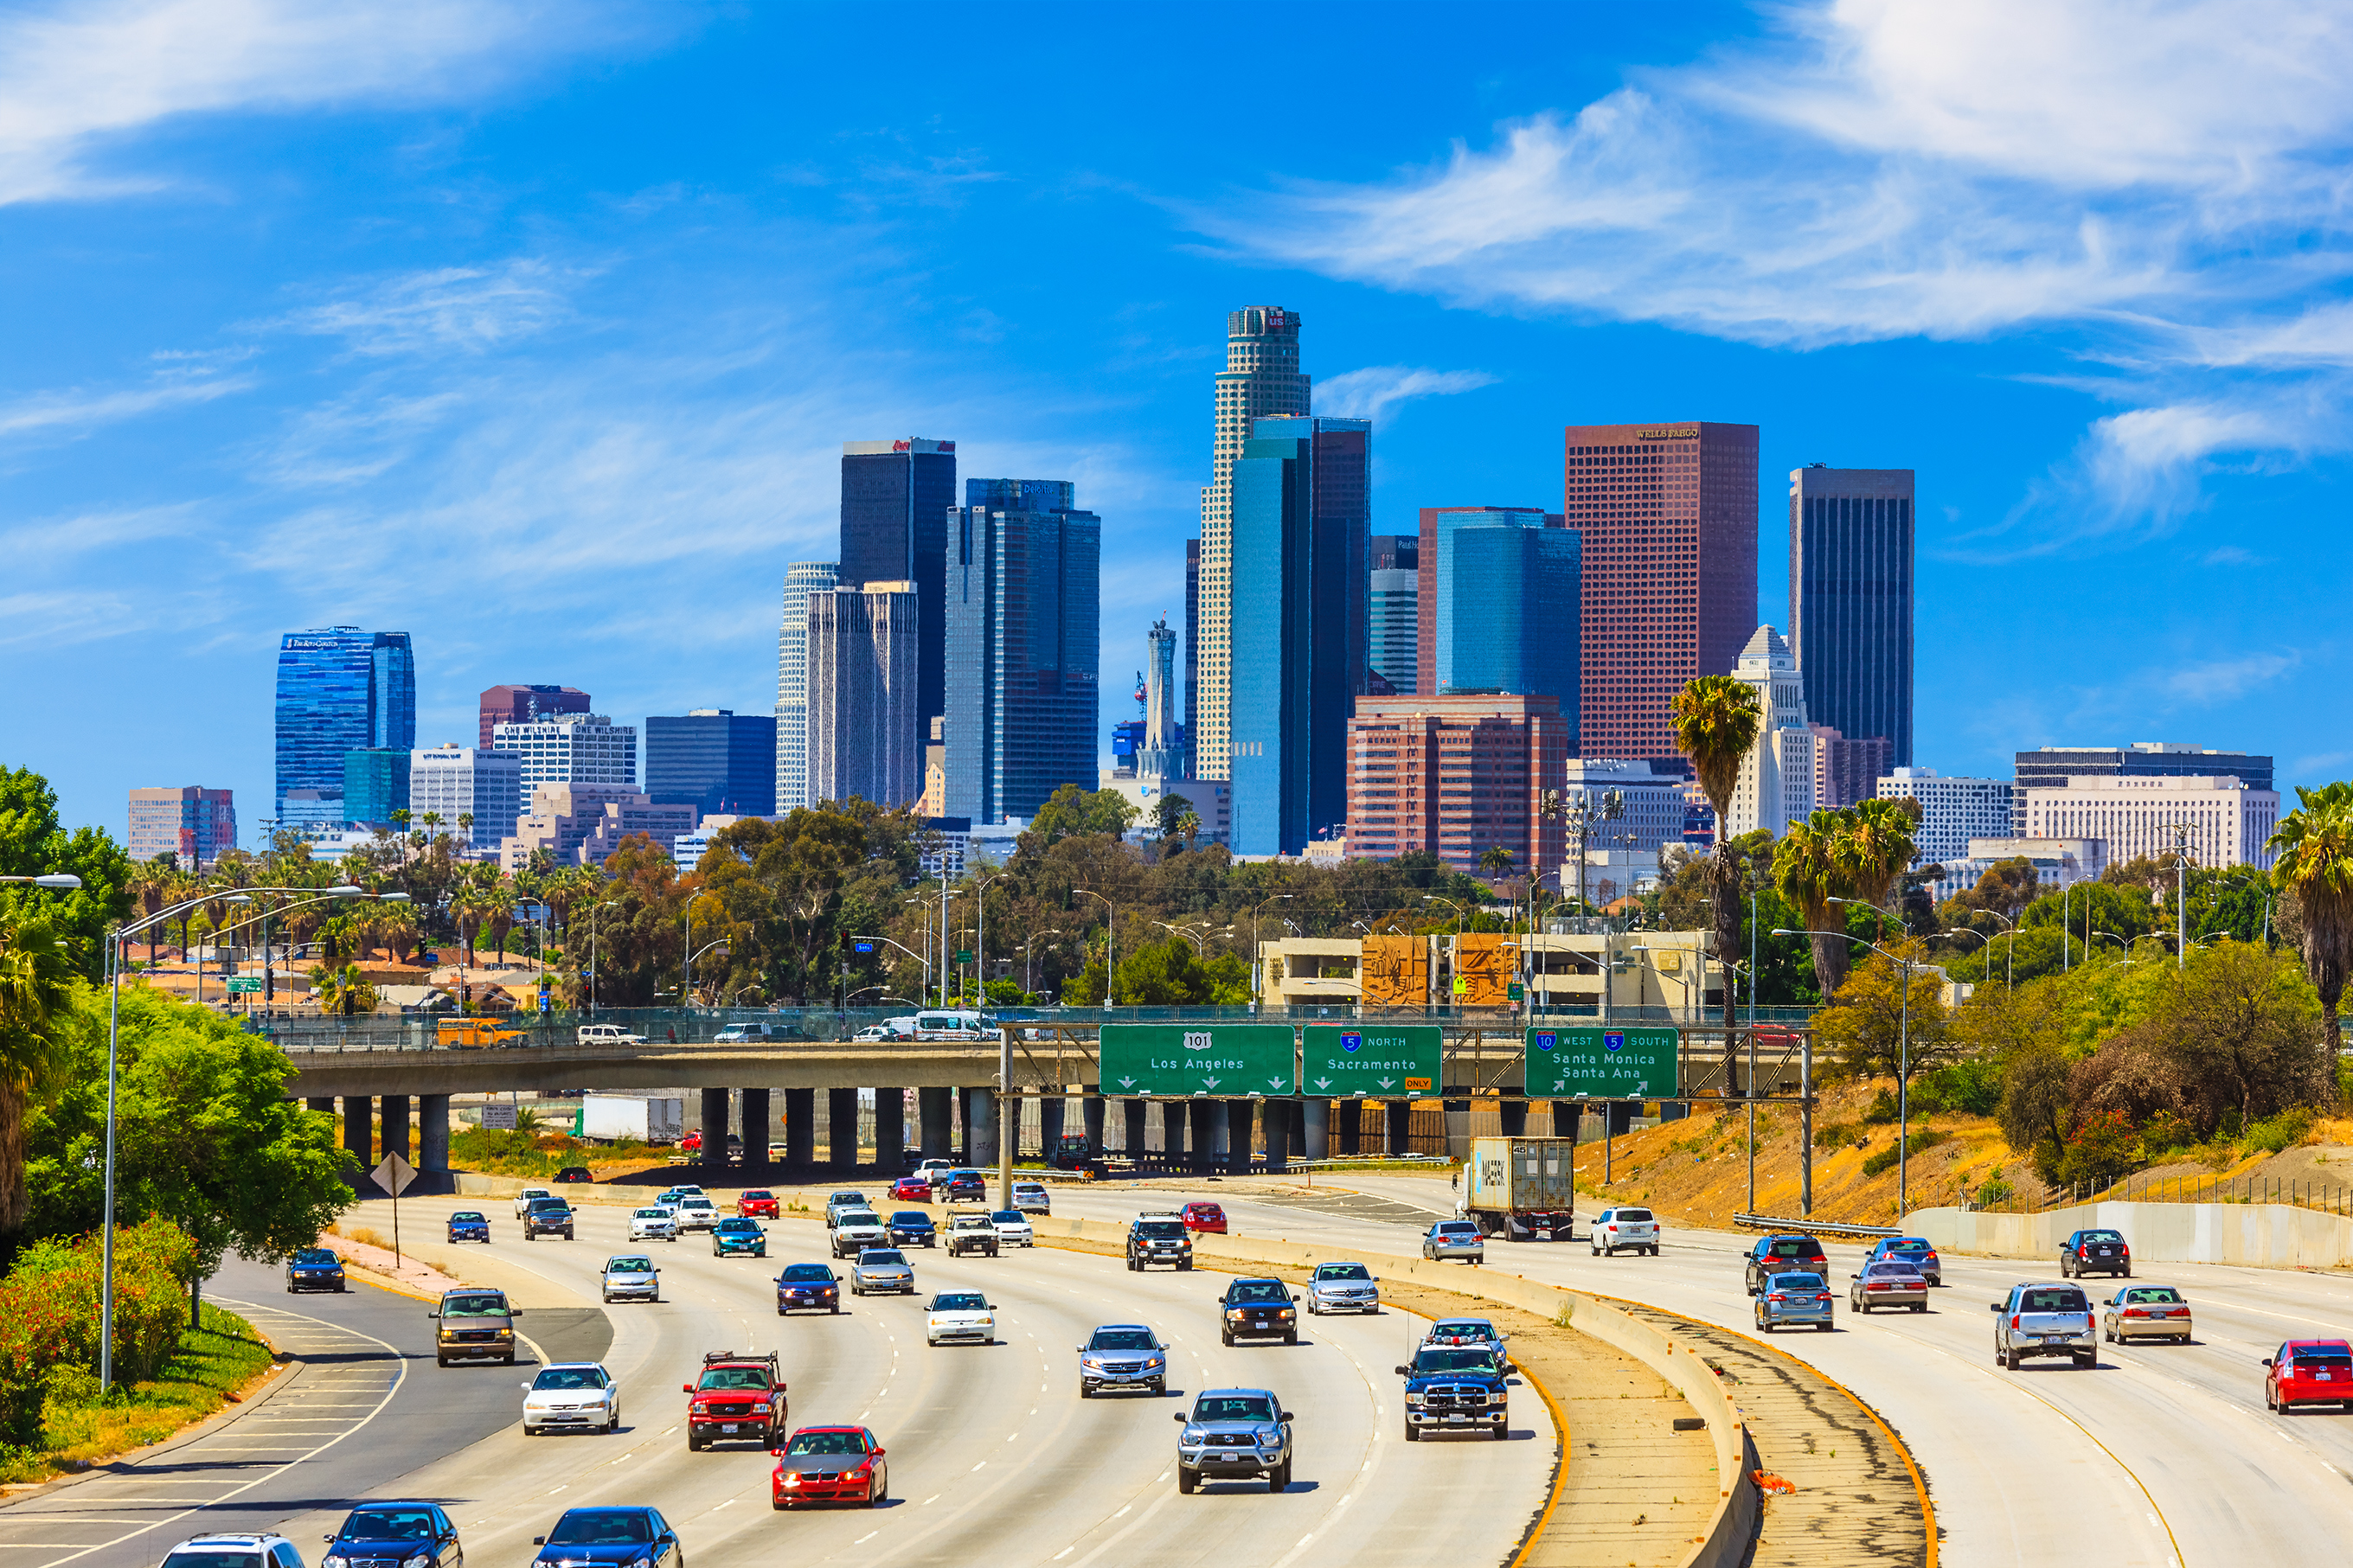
left=513, top=1187, right=553, bottom=1219
left=989, top=1210, right=1035, bottom=1247
left=675, top=1196, right=720, bottom=1231
left=629, top=1206, right=679, bottom=1242
left=926, top=1290, right=995, bottom=1346
left=521, top=1361, right=619, bottom=1434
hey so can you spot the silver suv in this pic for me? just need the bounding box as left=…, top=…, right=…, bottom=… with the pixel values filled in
left=1173, top=1388, right=1293, bottom=1494
left=1991, top=1282, right=2096, bottom=1369
left=830, top=1209, right=891, bottom=1258
left=160, top=1532, right=305, bottom=1568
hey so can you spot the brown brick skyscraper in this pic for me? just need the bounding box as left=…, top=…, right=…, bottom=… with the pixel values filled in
left=1566, top=420, right=1758, bottom=761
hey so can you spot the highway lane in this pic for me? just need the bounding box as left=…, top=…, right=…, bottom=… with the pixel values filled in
left=1041, top=1173, right=2353, bottom=1568
left=270, top=1195, right=1551, bottom=1568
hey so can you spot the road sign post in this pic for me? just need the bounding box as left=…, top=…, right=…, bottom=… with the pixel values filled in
left=1300, top=1023, right=1439, bottom=1099
left=371, top=1153, right=416, bottom=1269
left=1100, top=1023, right=1296, bottom=1098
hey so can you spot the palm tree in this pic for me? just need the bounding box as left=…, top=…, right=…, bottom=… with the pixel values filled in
left=1838, top=797, right=1920, bottom=927
left=0, top=912, right=74, bottom=1234
left=486, top=874, right=518, bottom=964
left=1773, top=810, right=1854, bottom=996
left=129, top=858, right=173, bottom=966
left=1670, top=674, right=1762, bottom=1056
left=2269, top=783, right=2353, bottom=1048
left=378, top=902, right=419, bottom=967
left=1176, top=810, right=1202, bottom=852
left=309, top=962, right=379, bottom=1017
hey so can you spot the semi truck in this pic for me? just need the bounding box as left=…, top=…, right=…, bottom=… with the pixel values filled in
left=1458, top=1136, right=1577, bottom=1242
left=577, top=1092, right=685, bottom=1146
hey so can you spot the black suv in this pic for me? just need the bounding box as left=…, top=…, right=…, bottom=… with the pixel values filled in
left=1126, top=1216, right=1193, bottom=1271
left=1743, top=1233, right=1828, bottom=1295
left=523, top=1197, right=575, bottom=1240
left=1219, top=1277, right=1300, bottom=1346
left=2060, top=1228, right=2131, bottom=1278
left=555, top=1167, right=593, bottom=1184
left=324, top=1502, right=463, bottom=1568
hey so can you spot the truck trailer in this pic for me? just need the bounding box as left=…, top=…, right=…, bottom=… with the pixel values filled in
left=1459, top=1136, right=1577, bottom=1242
left=577, top=1092, right=684, bottom=1146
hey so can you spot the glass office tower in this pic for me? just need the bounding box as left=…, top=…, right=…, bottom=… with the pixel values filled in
left=1788, top=465, right=1915, bottom=768
left=646, top=709, right=779, bottom=819
left=840, top=439, right=956, bottom=758
left=274, top=627, right=414, bottom=823
left=1432, top=511, right=1580, bottom=746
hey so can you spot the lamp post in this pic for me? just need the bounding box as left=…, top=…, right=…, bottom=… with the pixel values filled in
left=587, top=901, right=618, bottom=1011
left=1019, top=931, right=1062, bottom=995
left=686, top=939, right=730, bottom=1008
left=857, top=932, right=931, bottom=1002
left=1976, top=910, right=2017, bottom=992
left=1076, top=889, right=1115, bottom=1009
left=1247, top=894, right=1292, bottom=1014
left=1153, top=921, right=1206, bottom=953
left=213, top=890, right=413, bottom=1019
left=971, top=873, right=1008, bottom=1009
left=1777, top=925, right=1916, bottom=1220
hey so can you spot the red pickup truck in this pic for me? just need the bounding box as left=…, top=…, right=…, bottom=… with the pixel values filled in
left=683, top=1351, right=788, bottom=1450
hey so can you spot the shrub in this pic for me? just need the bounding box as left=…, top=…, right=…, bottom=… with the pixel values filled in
left=1812, top=1120, right=1861, bottom=1149
left=0, top=1219, right=192, bottom=1443
left=2244, top=1106, right=2317, bottom=1155
left=1862, top=1130, right=1952, bottom=1178
left=1908, top=1059, right=2004, bottom=1118
left=2058, top=1109, right=2140, bottom=1189
left=1976, top=1178, right=2016, bottom=1206
left=1861, top=1089, right=1900, bottom=1125
left=2140, top=1110, right=2196, bottom=1156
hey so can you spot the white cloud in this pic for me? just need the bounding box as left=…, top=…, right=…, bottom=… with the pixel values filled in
left=2161, top=651, right=2300, bottom=704
left=270, top=259, right=583, bottom=357
left=1314, top=365, right=1497, bottom=424
left=0, top=0, right=661, bottom=205
left=0, top=362, right=251, bottom=441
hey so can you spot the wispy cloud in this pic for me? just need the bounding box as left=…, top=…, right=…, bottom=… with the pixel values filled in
left=270, top=259, right=583, bottom=356
left=1315, top=365, right=1497, bottom=424
left=0, top=360, right=252, bottom=442
left=2161, top=651, right=2300, bottom=704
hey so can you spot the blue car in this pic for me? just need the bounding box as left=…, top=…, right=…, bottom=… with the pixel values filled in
left=328, top=1501, right=461, bottom=1568
left=285, top=1246, right=346, bottom=1293
left=446, top=1211, right=491, bottom=1245
left=776, top=1263, right=840, bottom=1315
left=1863, top=1236, right=1943, bottom=1286
left=1754, top=1270, right=1835, bottom=1333
left=887, top=1211, right=937, bottom=1248
left=529, top=1508, right=679, bottom=1568
left=710, top=1217, right=767, bottom=1258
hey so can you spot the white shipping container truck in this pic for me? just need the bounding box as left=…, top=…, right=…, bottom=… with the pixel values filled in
left=579, top=1092, right=684, bottom=1145
left=1459, top=1136, right=1578, bottom=1242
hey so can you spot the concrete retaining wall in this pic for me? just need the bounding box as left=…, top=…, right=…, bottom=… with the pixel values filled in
left=1908, top=1200, right=2353, bottom=1269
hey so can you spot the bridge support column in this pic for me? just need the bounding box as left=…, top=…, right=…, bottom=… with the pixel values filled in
left=783, top=1088, right=814, bottom=1168
left=1337, top=1098, right=1362, bottom=1156
left=1549, top=1100, right=1578, bottom=1137
left=700, top=1088, right=731, bottom=1176
left=875, top=1090, right=906, bottom=1173
left=1083, top=1097, right=1107, bottom=1158
left=380, top=1095, right=410, bottom=1166
left=1160, top=1102, right=1187, bottom=1168
left=1215, top=1101, right=1241, bottom=1172
left=1442, top=1097, right=1471, bottom=1162
left=306, top=1097, right=336, bottom=1117
left=1188, top=1100, right=1215, bottom=1171
left=342, top=1097, right=372, bottom=1166
left=1116, top=1099, right=1141, bottom=1161
left=1499, top=1098, right=1528, bottom=1137
left=1038, top=1097, right=1065, bottom=1162
left=829, top=1088, right=858, bottom=1170
left=419, top=1095, right=451, bottom=1177
left=1263, top=1102, right=1288, bottom=1173
left=965, top=1089, right=997, bottom=1168
left=919, top=1088, right=953, bottom=1161
left=1303, top=1098, right=1330, bottom=1161
left=740, top=1089, right=771, bottom=1177
left=1384, top=1099, right=1411, bottom=1157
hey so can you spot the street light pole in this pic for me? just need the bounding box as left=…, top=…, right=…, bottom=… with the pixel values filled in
left=1077, top=889, right=1115, bottom=1009
left=1778, top=925, right=1914, bottom=1220
left=1248, top=894, right=1293, bottom=1015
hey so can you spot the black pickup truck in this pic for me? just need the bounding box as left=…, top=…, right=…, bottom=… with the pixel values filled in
left=1395, top=1345, right=1516, bottom=1441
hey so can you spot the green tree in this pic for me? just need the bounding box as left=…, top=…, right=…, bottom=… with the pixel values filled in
left=1670, top=675, right=1761, bottom=1055
left=1064, top=936, right=1251, bottom=1006
left=0, top=912, right=75, bottom=1238
left=0, top=764, right=134, bottom=981
left=1772, top=810, right=1855, bottom=995
left=2267, top=783, right=2353, bottom=1049
left=1029, top=784, right=1140, bottom=846
left=1811, top=938, right=1952, bottom=1084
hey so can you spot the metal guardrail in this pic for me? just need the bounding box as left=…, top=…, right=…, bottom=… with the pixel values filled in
left=1733, top=1212, right=1902, bottom=1238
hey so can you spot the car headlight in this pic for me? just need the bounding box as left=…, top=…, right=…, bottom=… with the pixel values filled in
left=324, top=1555, right=349, bottom=1567
left=1144, top=1355, right=1164, bottom=1368
left=783, top=1471, right=802, bottom=1487
left=1259, top=1432, right=1283, bottom=1448
left=1182, top=1427, right=1204, bottom=1443
left=403, top=1554, right=429, bottom=1568
left=627, top=1557, right=651, bottom=1568
left=1406, top=1391, right=1424, bottom=1404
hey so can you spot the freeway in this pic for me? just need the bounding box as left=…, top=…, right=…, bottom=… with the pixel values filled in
left=204, top=1196, right=1555, bottom=1568
left=1036, top=1172, right=2353, bottom=1568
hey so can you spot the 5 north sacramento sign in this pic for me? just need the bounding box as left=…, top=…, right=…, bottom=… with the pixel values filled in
left=1100, top=1023, right=1297, bottom=1097
left=1301, top=1024, right=1439, bottom=1098
left=1523, top=1027, right=1677, bottom=1099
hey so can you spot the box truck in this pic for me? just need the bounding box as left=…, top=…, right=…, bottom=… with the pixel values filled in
left=1459, top=1136, right=1577, bottom=1242
left=577, top=1092, right=684, bottom=1146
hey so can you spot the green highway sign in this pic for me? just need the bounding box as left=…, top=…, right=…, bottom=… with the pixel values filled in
left=1301, top=1023, right=1439, bottom=1098
left=1100, top=1022, right=1296, bottom=1097
left=954, top=950, right=976, bottom=963
left=1524, top=1027, right=1677, bottom=1099
left=225, top=977, right=261, bottom=995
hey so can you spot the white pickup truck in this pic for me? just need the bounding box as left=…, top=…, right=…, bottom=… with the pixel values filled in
left=576, top=1023, right=647, bottom=1046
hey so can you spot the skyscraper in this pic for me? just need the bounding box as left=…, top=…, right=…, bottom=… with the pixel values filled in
left=127, top=787, right=236, bottom=866
left=806, top=581, right=921, bottom=808
left=1724, top=626, right=1813, bottom=838
left=841, top=439, right=955, bottom=757
left=1196, top=307, right=1311, bottom=782
left=1427, top=509, right=1580, bottom=739
left=342, top=751, right=411, bottom=828
left=645, top=709, right=779, bottom=819
left=775, top=560, right=840, bottom=812
left=1414, top=508, right=1556, bottom=696
left=1228, top=415, right=1369, bottom=854
left=407, top=746, right=523, bottom=849
left=1183, top=538, right=1200, bottom=729
left=1566, top=422, right=1759, bottom=763
left=490, top=713, right=638, bottom=800
left=1141, top=618, right=1183, bottom=777
left=1369, top=563, right=1418, bottom=695
left=942, top=480, right=1101, bottom=824
left=274, top=627, right=414, bottom=824
left=478, top=684, right=589, bottom=750
left=1789, top=465, right=1914, bottom=767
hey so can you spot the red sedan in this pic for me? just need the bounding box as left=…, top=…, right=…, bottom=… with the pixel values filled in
left=890, top=1175, right=933, bottom=1203
left=771, top=1425, right=887, bottom=1507
left=2266, top=1339, right=2353, bottom=1413
left=737, top=1190, right=779, bottom=1218
left=1181, top=1202, right=1228, bottom=1234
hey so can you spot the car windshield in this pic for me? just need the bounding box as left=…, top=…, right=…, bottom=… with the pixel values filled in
left=2079, top=1231, right=2124, bottom=1244
left=1229, top=1281, right=1287, bottom=1302
left=830, top=1194, right=863, bottom=1205
left=1188, top=1205, right=1222, bottom=1216
left=952, top=1170, right=980, bottom=1181
left=292, top=1248, right=337, bottom=1264
left=1433, top=1321, right=1496, bottom=1339
left=529, top=1199, right=568, bottom=1212
left=952, top=1216, right=989, bottom=1230
left=1766, top=1239, right=1818, bottom=1258
left=891, top=1212, right=931, bottom=1225
left=780, top=1264, right=832, bottom=1283
left=634, top=1209, right=668, bottom=1219
left=1089, top=1329, right=1157, bottom=1351
left=992, top=1211, right=1024, bottom=1224
left=2120, top=1288, right=2183, bottom=1304
left=166, top=1552, right=263, bottom=1568
left=697, top=1367, right=773, bottom=1390
left=860, top=1251, right=907, bottom=1266
left=1867, top=1263, right=1921, bottom=1277
left=449, top=1213, right=484, bottom=1224
left=545, top=1512, right=654, bottom=1546
left=1770, top=1273, right=1825, bottom=1290
left=742, top=1191, right=773, bottom=1200
left=2292, top=1345, right=2353, bottom=1365
left=606, top=1258, right=652, bottom=1273
left=533, top=1366, right=609, bottom=1391
left=839, top=1211, right=879, bottom=1226
left=441, top=1295, right=508, bottom=1317
left=717, top=1219, right=756, bottom=1232
left=933, top=1293, right=987, bottom=1311
left=1135, top=1220, right=1185, bottom=1238
left=786, top=1430, right=869, bottom=1456
left=1434, top=1222, right=1477, bottom=1236
left=2021, top=1289, right=2089, bottom=1313
left=1314, top=1264, right=1370, bottom=1281
left=1016, top=1184, right=1045, bottom=1194
left=681, top=1198, right=713, bottom=1210
left=1885, top=1239, right=1932, bottom=1255
left=1414, top=1348, right=1503, bottom=1373
left=1194, top=1396, right=1274, bottom=1423
left=342, top=1508, right=438, bottom=1539
left=1611, top=1209, right=1655, bottom=1223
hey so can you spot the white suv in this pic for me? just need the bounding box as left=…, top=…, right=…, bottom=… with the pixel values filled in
left=629, top=1206, right=679, bottom=1242
left=674, top=1195, right=719, bottom=1231
left=1591, top=1206, right=1660, bottom=1257
left=513, top=1187, right=552, bottom=1219
left=161, top=1533, right=305, bottom=1568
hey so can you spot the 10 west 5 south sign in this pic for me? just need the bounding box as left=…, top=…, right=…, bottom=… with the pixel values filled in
left=1523, top=1027, right=1678, bottom=1099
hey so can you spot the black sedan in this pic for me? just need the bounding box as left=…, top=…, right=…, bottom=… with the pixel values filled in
left=887, top=1211, right=937, bottom=1248
left=324, top=1501, right=462, bottom=1568
left=775, top=1263, right=841, bottom=1315
left=286, top=1247, right=347, bottom=1294
left=446, top=1212, right=491, bottom=1245
left=530, top=1508, right=681, bottom=1568
left=2060, top=1228, right=2132, bottom=1278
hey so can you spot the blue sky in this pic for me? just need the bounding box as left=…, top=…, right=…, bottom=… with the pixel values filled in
left=7, top=0, right=2350, bottom=841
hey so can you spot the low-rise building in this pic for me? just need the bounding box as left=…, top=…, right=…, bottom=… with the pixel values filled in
left=2020, top=774, right=2279, bottom=871
left=672, top=815, right=781, bottom=874
left=498, top=784, right=696, bottom=869
left=1929, top=836, right=2107, bottom=903
left=1876, top=766, right=2013, bottom=863
left=1254, top=928, right=1721, bottom=1015
left=410, top=746, right=524, bottom=849
left=1561, top=758, right=1687, bottom=855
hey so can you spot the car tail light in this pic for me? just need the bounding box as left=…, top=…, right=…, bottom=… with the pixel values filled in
left=1768, top=1293, right=1786, bottom=1302
left=2011, top=1315, right=2022, bottom=1330
left=2078, top=1245, right=2090, bottom=1256
left=2123, top=1308, right=2148, bottom=1318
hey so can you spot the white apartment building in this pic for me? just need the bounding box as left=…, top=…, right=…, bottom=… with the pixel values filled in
left=498, top=784, right=696, bottom=871
left=673, top=814, right=779, bottom=874
left=491, top=713, right=638, bottom=798
left=408, top=746, right=523, bottom=850
left=2022, top=775, right=2280, bottom=872
left=1876, top=766, right=2014, bottom=864
left=1561, top=758, right=1687, bottom=855
left=1929, top=836, right=2107, bottom=903
left=1725, top=626, right=1814, bottom=839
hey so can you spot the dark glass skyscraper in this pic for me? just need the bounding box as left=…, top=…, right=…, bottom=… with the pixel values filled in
left=943, top=479, right=1101, bottom=824
left=645, top=710, right=779, bottom=819
left=841, top=438, right=956, bottom=756
left=1788, top=465, right=1914, bottom=767
left=1228, top=416, right=1369, bottom=854
left=273, top=627, right=414, bottom=823
left=1433, top=512, right=1580, bottom=746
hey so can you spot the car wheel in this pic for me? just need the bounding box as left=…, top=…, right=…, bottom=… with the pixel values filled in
left=436, top=1355, right=448, bottom=1367
left=2074, top=1351, right=2095, bottom=1368
left=1493, top=1422, right=1510, bottom=1441
left=1590, top=1245, right=1599, bottom=1257
left=1284, top=1331, right=1298, bottom=1345
left=1912, top=1304, right=1925, bottom=1314
left=1151, top=1379, right=1166, bottom=1395
left=2122, top=1264, right=2132, bottom=1278
left=1270, top=1463, right=1289, bottom=1493
left=1178, top=1258, right=1192, bottom=1271
left=1403, top=1421, right=1420, bottom=1442
left=2004, top=1345, right=2020, bottom=1371
left=1080, top=1384, right=1092, bottom=1399
left=1221, top=1329, right=1234, bottom=1347
left=1177, top=1467, right=1198, bottom=1494
left=1816, top=1322, right=1832, bottom=1333
left=1648, top=1246, right=1659, bottom=1257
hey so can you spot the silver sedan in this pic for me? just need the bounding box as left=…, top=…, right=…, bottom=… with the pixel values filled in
left=1421, top=1220, right=1484, bottom=1264
left=850, top=1248, right=916, bottom=1296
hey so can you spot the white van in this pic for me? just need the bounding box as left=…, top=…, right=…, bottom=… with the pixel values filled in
left=911, top=1011, right=991, bottom=1040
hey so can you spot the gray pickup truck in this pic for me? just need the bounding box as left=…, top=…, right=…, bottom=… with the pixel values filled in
left=1992, top=1282, right=2097, bottom=1368
left=1174, top=1387, right=1294, bottom=1494
left=829, top=1209, right=892, bottom=1259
